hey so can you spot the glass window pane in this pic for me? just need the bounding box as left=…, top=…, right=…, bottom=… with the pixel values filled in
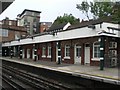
left=94, top=42, right=100, bottom=58
left=76, top=48, right=81, bottom=57
left=65, top=45, right=70, bottom=57
left=48, top=46, right=51, bottom=56
left=42, top=47, right=46, bottom=56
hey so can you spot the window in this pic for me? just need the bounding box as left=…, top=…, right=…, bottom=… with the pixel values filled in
left=76, top=45, right=81, bottom=57
left=42, top=46, right=46, bottom=57
left=47, top=46, right=51, bottom=57
left=93, top=42, right=100, bottom=58
left=109, top=50, right=117, bottom=57
left=65, top=45, right=70, bottom=58
left=2, top=29, right=8, bottom=37
left=15, top=31, right=20, bottom=40
left=9, top=21, right=12, bottom=25
left=109, top=42, right=117, bottom=49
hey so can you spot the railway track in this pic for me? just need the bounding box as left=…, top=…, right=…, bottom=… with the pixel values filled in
left=2, top=60, right=120, bottom=89
left=0, top=66, right=33, bottom=90
left=2, top=64, right=76, bottom=90
left=1, top=75, right=26, bottom=90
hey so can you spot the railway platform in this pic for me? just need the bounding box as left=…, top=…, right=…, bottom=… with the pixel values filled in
left=1, top=57, right=120, bottom=86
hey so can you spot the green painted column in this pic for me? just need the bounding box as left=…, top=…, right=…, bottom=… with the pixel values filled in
left=10, top=46, right=13, bottom=58
left=4, top=49, right=7, bottom=57
left=99, top=37, right=105, bottom=70
left=57, top=41, right=61, bottom=64
left=19, top=46, right=22, bottom=59
left=34, top=44, right=37, bottom=61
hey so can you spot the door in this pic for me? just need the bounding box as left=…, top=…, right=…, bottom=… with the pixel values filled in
left=74, top=45, right=81, bottom=64
left=27, top=49, right=30, bottom=59
left=84, top=44, right=90, bottom=64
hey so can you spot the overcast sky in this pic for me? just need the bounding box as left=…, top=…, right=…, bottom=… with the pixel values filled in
left=0, top=0, right=92, bottom=22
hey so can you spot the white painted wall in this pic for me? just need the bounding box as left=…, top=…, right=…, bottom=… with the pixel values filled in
left=63, top=22, right=71, bottom=30
left=102, top=22, right=119, bottom=35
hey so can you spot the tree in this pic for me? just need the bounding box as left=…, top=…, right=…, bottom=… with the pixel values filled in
left=90, top=1, right=113, bottom=19
left=112, top=2, right=120, bottom=24
left=53, top=13, right=80, bottom=25
left=76, top=1, right=90, bottom=20
left=76, top=1, right=117, bottom=20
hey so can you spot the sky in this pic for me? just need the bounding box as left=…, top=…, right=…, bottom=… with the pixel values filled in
left=0, top=0, right=91, bottom=22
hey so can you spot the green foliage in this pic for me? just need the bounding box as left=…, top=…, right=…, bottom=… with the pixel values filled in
left=76, top=1, right=120, bottom=23
left=112, top=2, right=120, bottom=24
left=53, top=14, right=80, bottom=25
left=90, top=2, right=113, bottom=19
left=76, top=1, right=90, bottom=20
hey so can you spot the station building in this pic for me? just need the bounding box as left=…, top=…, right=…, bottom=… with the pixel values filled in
left=2, top=19, right=120, bottom=68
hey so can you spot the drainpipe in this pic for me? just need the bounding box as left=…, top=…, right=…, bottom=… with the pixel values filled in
left=57, top=41, right=61, bottom=64
left=99, top=36, right=105, bottom=70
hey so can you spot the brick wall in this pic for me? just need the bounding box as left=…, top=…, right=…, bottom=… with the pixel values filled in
left=104, top=37, right=110, bottom=67
left=117, top=38, right=120, bottom=68
left=60, top=37, right=99, bottom=65
left=20, top=36, right=119, bottom=67
left=61, top=40, right=74, bottom=64
left=2, top=19, right=17, bottom=26
left=51, top=42, right=56, bottom=62
left=38, top=42, right=53, bottom=61
left=40, top=24, right=49, bottom=33
left=2, top=30, right=26, bottom=42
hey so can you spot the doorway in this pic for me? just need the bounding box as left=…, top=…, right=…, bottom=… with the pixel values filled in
left=74, top=44, right=81, bottom=64
left=27, top=49, right=30, bottom=59
left=84, top=44, right=90, bottom=64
